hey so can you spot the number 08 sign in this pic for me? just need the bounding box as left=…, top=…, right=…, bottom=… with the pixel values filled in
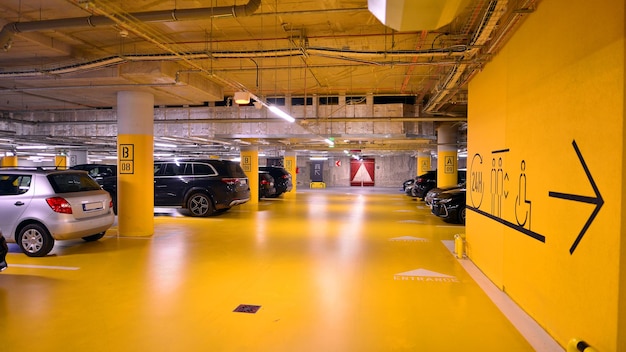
left=119, top=144, right=135, bottom=174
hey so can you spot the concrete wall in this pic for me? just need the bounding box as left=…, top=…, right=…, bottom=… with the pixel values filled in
left=292, top=154, right=416, bottom=189
left=467, top=0, right=624, bottom=350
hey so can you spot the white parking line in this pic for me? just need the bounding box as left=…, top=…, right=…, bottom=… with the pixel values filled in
left=8, top=264, right=80, bottom=271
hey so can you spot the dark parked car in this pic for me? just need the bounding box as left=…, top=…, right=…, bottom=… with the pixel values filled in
left=70, top=163, right=117, bottom=183
left=0, top=168, right=115, bottom=256
left=405, top=170, right=437, bottom=199
left=71, top=164, right=118, bottom=213
left=430, top=188, right=466, bottom=224
left=259, top=166, right=292, bottom=197
left=406, top=169, right=466, bottom=200
left=402, top=178, right=414, bottom=192
left=424, top=182, right=466, bottom=207
left=0, top=233, right=7, bottom=271
left=258, top=171, right=277, bottom=198
left=154, top=159, right=250, bottom=217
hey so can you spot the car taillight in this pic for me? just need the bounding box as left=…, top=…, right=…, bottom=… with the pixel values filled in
left=416, top=177, right=424, bottom=182
left=110, top=200, right=114, bottom=209
left=260, top=179, right=270, bottom=185
left=281, top=174, right=289, bottom=179
left=222, top=178, right=240, bottom=185
left=46, top=197, right=73, bottom=214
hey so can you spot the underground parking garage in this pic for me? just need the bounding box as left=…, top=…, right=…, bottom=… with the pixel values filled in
left=1, top=0, right=626, bottom=351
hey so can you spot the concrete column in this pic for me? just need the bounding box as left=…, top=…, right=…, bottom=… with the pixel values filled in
left=70, top=149, right=88, bottom=166
left=437, top=123, right=458, bottom=187
left=240, top=146, right=259, bottom=204
left=117, top=91, right=154, bottom=237
left=284, top=152, right=297, bottom=197
left=55, top=154, right=67, bottom=169
left=417, top=151, right=431, bottom=175
left=1, top=155, right=17, bottom=167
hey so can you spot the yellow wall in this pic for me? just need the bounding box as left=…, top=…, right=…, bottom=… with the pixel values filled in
left=467, top=0, right=624, bottom=350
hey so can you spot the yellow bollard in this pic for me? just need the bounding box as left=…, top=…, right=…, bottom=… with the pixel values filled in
left=454, top=234, right=465, bottom=259
left=567, top=338, right=598, bottom=352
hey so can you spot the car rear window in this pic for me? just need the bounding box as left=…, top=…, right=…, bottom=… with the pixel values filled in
left=48, top=172, right=102, bottom=193
left=221, top=161, right=247, bottom=178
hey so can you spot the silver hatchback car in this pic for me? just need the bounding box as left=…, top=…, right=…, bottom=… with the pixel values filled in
left=0, top=168, right=115, bottom=257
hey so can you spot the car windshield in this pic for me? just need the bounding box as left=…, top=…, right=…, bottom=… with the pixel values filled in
left=48, top=172, right=102, bottom=193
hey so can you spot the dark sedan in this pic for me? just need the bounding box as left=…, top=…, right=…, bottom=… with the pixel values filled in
left=258, top=171, right=277, bottom=198
left=259, top=166, right=292, bottom=197
left=424, top=182, right=466, bottom=207
left=430, top=188, right=466, bottom=224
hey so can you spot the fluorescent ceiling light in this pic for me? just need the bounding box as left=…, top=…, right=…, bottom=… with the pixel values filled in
left=324, top=138, right=335, bottom=147
left=268, top=106, right=296, bottom=123
left=234, top=91, right=251, bottom=104
left=155, top=142, right=177, bottom=148
left=310, top=157, right=328, bottom=161
left=16, top=145, right=48, bottom=150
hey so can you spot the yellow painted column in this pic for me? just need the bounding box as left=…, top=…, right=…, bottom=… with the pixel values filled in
left=1, top=155, right=17, bottom=167
left=437, top=123, right=458, bottom=187
left=117, top=91, right=154, bottom=237
left=284, top=152, right=297, bottom=197
left=417, top=151, right=431, bottom=175
left=54, top=154, right=67, bottom=169
left=240, top=147, right=259, bottom=204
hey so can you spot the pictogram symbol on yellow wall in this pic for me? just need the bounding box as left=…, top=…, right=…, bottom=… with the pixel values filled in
left=548, top=140, right=604, bottom=254
left=467, top=140, right=604, bottom=254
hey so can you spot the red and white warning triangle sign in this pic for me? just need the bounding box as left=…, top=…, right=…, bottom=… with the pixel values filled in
left=353, top=163, right=373, bottom=183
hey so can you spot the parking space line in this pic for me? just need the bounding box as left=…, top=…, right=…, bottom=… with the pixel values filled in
left=8, top=264, right=80, bottom=271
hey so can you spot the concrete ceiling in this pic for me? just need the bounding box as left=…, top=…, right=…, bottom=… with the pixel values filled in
left=0, top=0, right=537, bottom=161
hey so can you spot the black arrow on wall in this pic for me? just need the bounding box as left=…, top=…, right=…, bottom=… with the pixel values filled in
left=548, top=140, right=604, bottom=254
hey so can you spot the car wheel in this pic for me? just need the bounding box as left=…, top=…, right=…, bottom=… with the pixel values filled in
left=82, top=232, right=105, bottom=242
left=410, top=187, right=418, bottom=197
left=187, top=193, right=214, bottom=217
left=18, top=223, right=55, bottom=257
left=458, top=206, right=466, bottom=224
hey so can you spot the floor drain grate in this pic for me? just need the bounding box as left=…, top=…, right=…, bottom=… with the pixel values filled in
left=233, top=304, right=261, bottom=314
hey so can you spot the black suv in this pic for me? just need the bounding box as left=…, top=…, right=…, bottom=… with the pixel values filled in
left=154, top=159, right=250, bottom=216
left=406, top=169, right=466, bottom=200
left=70, top=164, right=117, bottom=183
left=259, top=166, right=293, bottom=197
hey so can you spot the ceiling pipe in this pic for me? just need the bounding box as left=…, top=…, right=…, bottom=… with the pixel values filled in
left=0, top=0, right=261, bottom=51
left=0, top=45, right=470, bottom=78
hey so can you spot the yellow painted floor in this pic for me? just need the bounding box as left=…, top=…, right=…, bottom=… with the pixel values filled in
left=0, top=187, right=561, bottom=351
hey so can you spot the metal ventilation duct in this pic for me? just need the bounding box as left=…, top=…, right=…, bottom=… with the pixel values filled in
left=0, top=0, right=261, bottom=51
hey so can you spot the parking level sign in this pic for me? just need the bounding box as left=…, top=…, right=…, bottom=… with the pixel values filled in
left=119, top=144, right=134, bottom=174
left=445, top=156, right=454, bottom=173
